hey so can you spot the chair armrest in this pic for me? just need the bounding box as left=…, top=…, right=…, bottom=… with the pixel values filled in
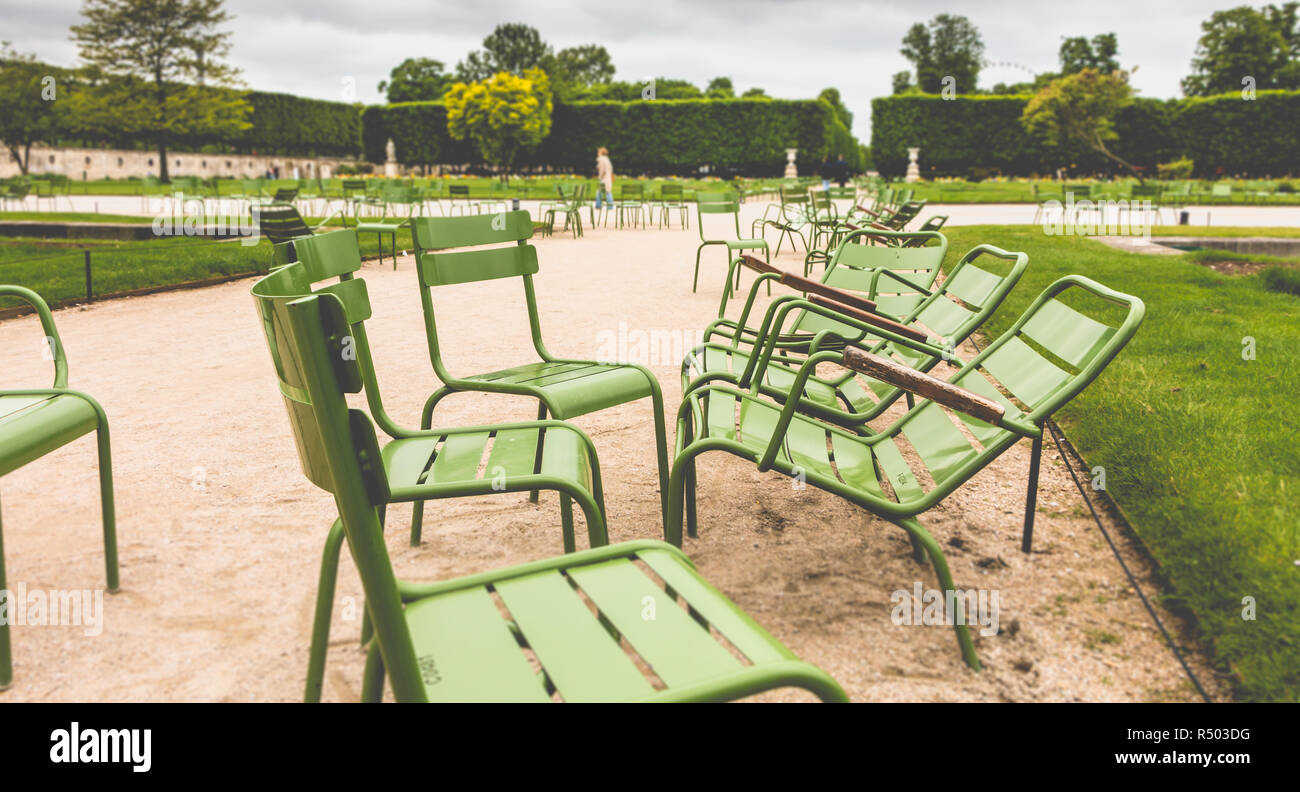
left=737, top=255, right=881, bottom=315
left=805, top=295, right=928, bottom=343
left=842, top=347, right=1003, bottom=425
left=0, top=285, right=68, bottom=387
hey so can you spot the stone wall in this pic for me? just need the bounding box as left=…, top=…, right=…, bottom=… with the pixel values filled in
left=1, top=144, right=357, bottom=181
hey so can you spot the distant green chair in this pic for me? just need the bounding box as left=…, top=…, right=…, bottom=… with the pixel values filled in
left=253, top=229, right=610, bottom=701
left=446, top=184, right=480, bottom=216
left=346, top=184, right=414, bottom=269
left=0, top=285, right=118, bottom=690
left=694, top=191, right=770, bottom=293
left=752, top=186, right=812, bottom=256
left=408, top=212, right=672, bottom=539
left=1209, top=183, right=1234, bottom=205
left=1128, top=184, right=1163, bottom=224
left=0, top=180, right=32, bottom=211
left=655, top=182, right=689, bottom=229
left=253, top=287, right=846, bottom=702
left=669, top=275, right=1146, bottom=670
left=616, top=183, right=647, bottom=228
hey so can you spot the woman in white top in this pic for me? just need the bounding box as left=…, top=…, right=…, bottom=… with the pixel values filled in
left=595, top=147, right=614, bottom=210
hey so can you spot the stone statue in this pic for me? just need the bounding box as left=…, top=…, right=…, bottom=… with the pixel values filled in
left=784, top=148, right=798, bottom=179
left=905, top=147, right=920, bottom=183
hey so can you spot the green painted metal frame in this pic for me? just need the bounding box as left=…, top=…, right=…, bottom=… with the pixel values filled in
left=408, top=212, right=672, bottom=538
left=0, top=285, right=118, bottom=690
left=693, top=191, right=770, bottom=294
left=687, top=244, right=1029, bottom=431
left=667, top=275, right=1146, bottom=670
left=258, top=289, right=847, bottom=702
left=254, top=229, right=611, bottom=701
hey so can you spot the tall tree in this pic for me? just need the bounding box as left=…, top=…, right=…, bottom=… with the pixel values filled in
left=456, top=23, right=553, bottom=81
left=552, top=45, right=614, bottom=88
left=1059, top=33, right=1119, bottom=75
left=0, top=44, right=66, bottom=175
left=706, top=76, right=734, bottom=97
left=68, top=0, right=249, bottom=182
left=1182, top=4, right=1300, bottom=95
left=379, top=57, right=453, bottom=103
left=901, top=14, right=984, bottom=93
left=818, top=87, right=853, bottom=129
left=1022, top=67, right=1142, bottom=180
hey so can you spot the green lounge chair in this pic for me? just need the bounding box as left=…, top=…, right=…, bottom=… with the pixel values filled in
left=255, top=288, right=847, bottom=702
left=408, top=212, right=671, bottom=538
left=253, top=229, right=610, bottom=701
left=668, top=275, right=1145, bottom=669
left=0, top=285, right=118, bottom=690
left=693, top=191, right=771, bottom=293
left=686, top=245, right=1028, bottom=430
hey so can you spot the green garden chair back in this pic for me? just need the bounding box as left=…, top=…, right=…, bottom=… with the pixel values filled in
left=688, top=243, right=1027, bottom=431
left=446, top=184, right=479, bottom=215
left=253, top=230, right=612, bottom=700
left=656, top=182, right=688, bottom=229
left=253, top=287, right=845, bottom=702
left=821, top=227, right=947, bottom=319
left=0, top=285, right=118, bottom=689
left=408, top=212, right=671, bottom=534
left=252, top=203, right=342, bottom=259
left=616, top=182, right=646, bottom=228
left=670, top=275, right=1145, bottom=669
left=751, top=186, right=812, bottom=255
left=694, top=191, right=770, bottom=293
left=1210, top=183, right=1234, bottom=204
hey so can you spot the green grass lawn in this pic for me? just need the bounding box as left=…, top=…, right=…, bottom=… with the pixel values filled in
left=942, top=225, right=1300, bottom=701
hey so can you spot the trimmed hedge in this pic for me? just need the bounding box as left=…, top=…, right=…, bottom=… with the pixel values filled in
left=234, top=91, right=362, bottom=157
left=872, top=92, right=1299, bottom=178
left=363, top=98, right=857, bottom=176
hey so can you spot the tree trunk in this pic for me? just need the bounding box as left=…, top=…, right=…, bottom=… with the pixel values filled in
left=159, top=141, right=170, bottom=182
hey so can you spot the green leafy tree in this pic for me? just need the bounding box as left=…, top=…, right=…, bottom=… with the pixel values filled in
left=706, top=76, right=734, bottom=98
left=569, top=78, right=701, bottom=101
left=741, top=87, right=769, bottom=98
left=1182, top=4, right=1300, bottom=95
left=1059, top=33, right=1119, bottom=75
left=378, top=57, right=453, bottom=103
left=1022, top=67, right=1142, bottom=180
left=818, top=87, right=853, bottom=129
left=551, top=44, right=614, bottom=92
left=891, top=70, right=914, bottom=95
left=456, top=23, right=553, bottom=81
left=901, top=14, right=984, bottom=93
left=68, top=0, right=250, bottom=182
left=445, top=68, right=552, bottom=179
left=0, top=44, right=67, bottom=175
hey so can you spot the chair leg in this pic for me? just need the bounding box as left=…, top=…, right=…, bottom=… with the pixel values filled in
left=360, top=640, right=385, bottom=702
left=95, top=422, right=119, bottom=592
left=304, top=519, right=345, bottom=702
left=529, top=402, right=547, bottom=504
left=560, top=494, right=576, bottom=554
left=898, top=518, right=981, bottom=671
left=648, top=383, right=672, bottom=530
left=693, top=246, right=705, bottom=292
left=1021, top=433, right=1043, bottom=553
left=684, top=455, right=698, bottom=539
left=0, top=494, right=10, bottom=690
left=410, top=387, right=453, bottom=546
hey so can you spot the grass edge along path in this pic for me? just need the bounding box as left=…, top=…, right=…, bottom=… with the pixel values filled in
left=941, top=225, right=1299, bottom=702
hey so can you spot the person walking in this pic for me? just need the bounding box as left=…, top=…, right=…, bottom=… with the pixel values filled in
left=595, top=147, right=614, bottom=211
left=833, top=153, right=852, bottom=187
left=819, top=156, right=833, bottom=190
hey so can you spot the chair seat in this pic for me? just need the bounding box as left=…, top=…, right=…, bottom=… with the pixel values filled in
left=403, top=541, right=833, bottom=702
left=463, top=360, right=653, bottom=420
left=0, top=393, right=99, bottom=477
left=381, top=423, right=595, bottom=501
left=726, top=238, right=769, bottom=249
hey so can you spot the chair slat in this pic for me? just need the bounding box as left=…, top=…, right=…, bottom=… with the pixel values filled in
left=1019, top=298, right=1117, bottom=369
left=979, top=335, right=1073, bottom=407
left=900, top=402, right=981, bottom=486
left=419, top=245, right=539, bottom=287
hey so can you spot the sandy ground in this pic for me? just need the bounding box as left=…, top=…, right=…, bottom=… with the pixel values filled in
left=0, top=215, right=1229, bottom=702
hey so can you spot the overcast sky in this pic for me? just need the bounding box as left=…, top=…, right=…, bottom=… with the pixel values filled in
left=6, top=0, right=1237, bottom=137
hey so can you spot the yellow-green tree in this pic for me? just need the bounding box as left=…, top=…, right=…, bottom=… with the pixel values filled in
left=1022, top=67, right=1141, bottom=181
left=445, top=68, right=552, bottom=178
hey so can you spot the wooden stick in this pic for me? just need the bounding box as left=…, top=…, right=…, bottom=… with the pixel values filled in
left=807, top=295, right=930, bottom=344
left=738, top=255, right=879, bottom=314
left=842, top=347, right=1005, bottom=424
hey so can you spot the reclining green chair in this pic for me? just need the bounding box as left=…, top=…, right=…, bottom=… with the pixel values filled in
left=253, top=203, right=344, bottom=263
left=409, top=212, right=672, bottom=538
left=686, top=245, right=1028, bottom=431
left=693, top=191, right=770, bottom=293
left=0, top=285, right=118, bottom=690
left=668, top=275, right=1145, bottom=669
left=256, top=288, right=847, bottom=702
left=254, top=229, right=611, bottom=701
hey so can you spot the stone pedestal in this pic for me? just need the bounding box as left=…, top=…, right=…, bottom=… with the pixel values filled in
left=784, top=148, right=798, bottom=179
left=905, top=147, right=921, bottom=183
left=384, top=137, right=398, bottom=177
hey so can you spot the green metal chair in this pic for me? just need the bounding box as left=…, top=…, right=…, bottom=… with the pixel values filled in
left=252, top=204, right=343, bottom=263
left=752, top=186, right=812, bottom=256
left=256, top=286, right=847, bottom=702
left=687, top=244, right=1028, bottom=431
left=694, top=191, right=770, bottom=293
left=446, top=184, right=480, bottom=216
left=655, top=182, right=689, bottom=229
left=0, top=285, right=119, bottom=690
left=668, top=275, right=1145, bottom=669
left=254, top=229, right=610, bottom=701
left=408, top=212, right=672, bottom=537
left=616, top=183, right=647, bottom=229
